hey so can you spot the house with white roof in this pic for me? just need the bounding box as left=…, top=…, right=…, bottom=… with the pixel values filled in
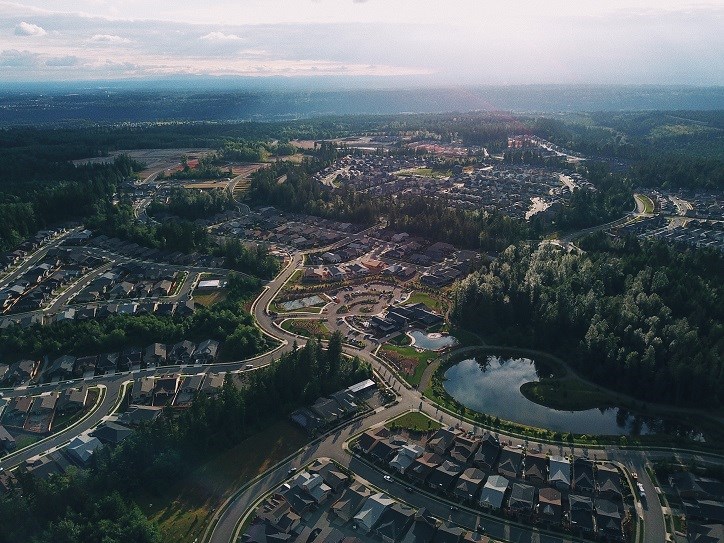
left=293, top=471, right=332, bottom=504
left=389, top=443, right=424, bottom=474
left=354, top=492, right=396, bottom=534
left=479, top=475, right=509, bottom=510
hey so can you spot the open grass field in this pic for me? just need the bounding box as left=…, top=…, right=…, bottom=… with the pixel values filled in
left=380, top=344, right=438, bottom=386
left=194, top=289, right=228, bottom=308
left=403, top=291, right=445, bottom=312
left=387, top=411, right=442, bottom=433
left=143, top=420, right=308, bottom=543
left=280, top=318, right=331, bottom=339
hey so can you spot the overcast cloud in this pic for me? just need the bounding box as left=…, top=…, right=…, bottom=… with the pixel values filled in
left=0, top=0, right=722, bottom=84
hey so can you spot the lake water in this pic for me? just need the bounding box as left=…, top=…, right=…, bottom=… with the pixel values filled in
left=443, top=356, right=703, bottom=438
left=409, top=330, right=458, bottom=351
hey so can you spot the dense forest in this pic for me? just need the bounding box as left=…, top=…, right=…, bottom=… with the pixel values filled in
left=0, top=155, right=142, bottom=252
left=0, top=274, right=266, bottom=362
left=451, top=235, right=724, bottom=407
left=148, top=187, right=235, bottom=221
left=0, top=334, right=371, bottom=543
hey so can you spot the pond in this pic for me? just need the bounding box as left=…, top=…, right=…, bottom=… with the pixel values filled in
left=408, top=330, right=457, bottom=351
left=443, top=355, right=704, bottom=438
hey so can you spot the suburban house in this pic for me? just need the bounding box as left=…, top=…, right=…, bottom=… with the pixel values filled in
left=56, top=386, right=88, bottom=414
left=174, top=374, right=204, bottom=407
left=569, top=494, right=595, bottom=534
left=257, top=501, right=300, bottom=535
left=426, top=428, right=459, bottom=455
left=169, top=340, right=195, bottom=364
left=66, top=434, right=102, bottom=466
left=479, top=475, right=509, bottom=510
left=0, top=425, right=16, bottom=451
left=117, top=405, right=163, bottom=426
left=194, top=339, right=220, bottom=364
left=596, top=464, right=623, bottom=502
left=472, top=434, right=500, bottom=472
left=390, top=443, right=425, bottom=474
left=369, top=439, right=401, bottom=464
left=332, top=482, right=371, bottom=522
left=309, top=458, right=349, bottom=493
left=375, top=502, right=416, bottom=543
left=311, top=397, right=346, bottom=424
left=3, top=359, right=39, bottom=385
left=497, top=446, right=523, bottom=479
left=595, top=499, right=624, bottom=541
left=448, top=434, right=479, bottom=465
left=45, top=355, right=76, bottom=382
left=523, top=451, right=548, bottom=485
left=573, top=457, right=596, bottom=493
left=199, top=372, right=226, bottom=397
left=91, top=422, right=133, bottom=445
left=354, top=493, right=396, bottom=534
left=453, top=467, right=485, bottom=503
left=537, top=487, right=563, bottom=527
left=143, top=343, right=167, bottom=367
left=427, top=460, right=463, bottom=493
left=74, top=355, right=97, bottom=378
left=670, top=472, right=724, bottom=501
left=132, top=377, right=155, bottom=405
left=548, top=456, right=572, bottom=490
left=433, top=521, right=464, bottom=543
left=508, top=482, right=536, bottom=519
left=357, top=427, right=390, bottom=455
left=96, top=352, right=119, bottom=375
left=153, top=374, right=180, bottom=406
left=292, top=471, right=332, bottom=504
left=400, top=508, right=439, bottom=543
left=407, top=452, right=444, bottom=485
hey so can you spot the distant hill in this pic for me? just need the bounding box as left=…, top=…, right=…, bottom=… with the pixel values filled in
left=0, top=84, right=722, bottom=126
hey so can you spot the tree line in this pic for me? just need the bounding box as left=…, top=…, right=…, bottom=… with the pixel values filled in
left=451, top=235, right=724, bottom=407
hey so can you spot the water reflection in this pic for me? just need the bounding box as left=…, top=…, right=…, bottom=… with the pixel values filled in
left=443, top=356, right=704, bottom=439
left=408, top=330, right=457, bottom=351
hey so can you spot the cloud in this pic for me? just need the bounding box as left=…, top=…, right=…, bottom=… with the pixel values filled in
left=46, top=55, right=79, bottom=67
left=0, top=49, right=38, bottom=67
left=200, top=31, right=243, bottom=41
left=88, top=34, right=130, bottom=44
left=14, top=21, right=46, bottom=36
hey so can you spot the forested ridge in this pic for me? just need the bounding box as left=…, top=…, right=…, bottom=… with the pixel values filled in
left=451, top=235, right=724, bottom=407
left=0, top=334, right=370, bottom=543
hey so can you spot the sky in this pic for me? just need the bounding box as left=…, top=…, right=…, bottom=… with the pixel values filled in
left=1, top=0, right=723, bottom=86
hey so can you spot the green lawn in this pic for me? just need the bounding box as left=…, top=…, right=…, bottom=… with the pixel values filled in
left=520, top=379, right=618, bottom=411
left=280, top=318, right=331, bottom=339
left=387, top=333, right=412, bottom=346
left=194, top=289, right=228, bottom=308
left=380, top=344, right=438, bottom=387
left=143, top=421, right=308, bottom=543
left=386, top=411, right=442, bottom=433
left=404, top=291, right=444, bottom=312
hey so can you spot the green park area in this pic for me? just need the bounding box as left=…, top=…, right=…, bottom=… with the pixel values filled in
left=386, top=411, right=442, bottom=433
left=281, top=318, right=331, bottom=339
